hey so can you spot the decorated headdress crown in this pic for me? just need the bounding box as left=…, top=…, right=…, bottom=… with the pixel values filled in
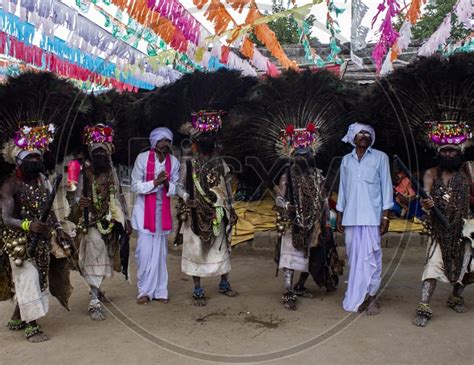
left=83, top=124, right=114, bottom=148
left=424, top=121, right=472, bottom=149
left=14, top=121, right=55, bottom=152
left=280, top=123, right=318, bottom=154
left=191, top=110, right=225, bottom=133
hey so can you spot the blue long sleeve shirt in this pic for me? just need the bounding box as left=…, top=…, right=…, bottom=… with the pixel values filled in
left=336, top=147, right=394, bottom=226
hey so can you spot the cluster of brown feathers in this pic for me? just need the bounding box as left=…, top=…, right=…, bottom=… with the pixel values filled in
left=0, top=53, right=472, bottom=188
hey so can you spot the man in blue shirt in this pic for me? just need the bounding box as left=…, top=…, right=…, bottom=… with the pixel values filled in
left=336, top=123, right=393, bottom=315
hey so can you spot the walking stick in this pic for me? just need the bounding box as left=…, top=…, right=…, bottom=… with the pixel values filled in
left=28, top=175, right=63, bottom=257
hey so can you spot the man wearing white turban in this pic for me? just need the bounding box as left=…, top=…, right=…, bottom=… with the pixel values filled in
left=336, top=123, right=393, bottom=315
left=131, top=127, right=180, bottom=305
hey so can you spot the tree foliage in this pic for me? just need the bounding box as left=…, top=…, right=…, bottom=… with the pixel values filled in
left=410, top=0, right=470, bottom=41
left=250, top=0, right=316, bottom=46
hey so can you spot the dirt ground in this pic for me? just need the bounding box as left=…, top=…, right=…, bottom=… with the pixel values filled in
left=0, top=236, right=472, bottom=364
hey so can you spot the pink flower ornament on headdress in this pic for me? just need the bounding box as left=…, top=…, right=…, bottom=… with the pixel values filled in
left=425, top=121, right=472, bottom=147
left=84, top=125, right=114, bottom=148
left=13, top=122, right=55, bottom=152
left=280, top=123, right=318, bottom=153
left=191, top=110, right=224, bottom=133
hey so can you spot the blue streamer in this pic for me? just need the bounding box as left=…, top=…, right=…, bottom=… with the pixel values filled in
left=0, top=9, right=154, bottom=90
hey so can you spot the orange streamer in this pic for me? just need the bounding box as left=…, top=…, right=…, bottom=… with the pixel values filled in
left=150, top=18, right=175, bottom=44
left=406, top=0, right=426, bottom=25
left=111, top=0, right=153, bottom=27
left=204, top=0, right=235, bottom=35
left=193, top=0, right=209, bottom=10
left=240, top=37, right=254, bottom=59
left=226, top=0, right=251, bottom=13
left=245, top=1, right=298, bottom=70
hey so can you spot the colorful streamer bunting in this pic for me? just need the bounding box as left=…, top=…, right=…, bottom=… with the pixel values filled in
left=418, top=0, right=473, bottom=57
left=371, top=0, right=401, bottom=72
left=246, top=1, right=298, bottom=70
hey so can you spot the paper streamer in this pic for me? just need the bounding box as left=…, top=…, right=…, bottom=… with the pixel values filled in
left=371, top=0, right=400, bottom=72
left=0, top=9, right=158, bottom=90
left=418, top=0, right=473, bottom=57
left=351, top=0, right=369, bottom=53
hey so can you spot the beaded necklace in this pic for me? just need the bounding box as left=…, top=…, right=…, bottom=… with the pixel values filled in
left=191, top=158, right=225, bottom=242
left=91, top=174, right=116, bottom=235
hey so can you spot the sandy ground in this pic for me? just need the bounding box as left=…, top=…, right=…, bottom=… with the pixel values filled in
left=0, top=235, right=472, bottom=365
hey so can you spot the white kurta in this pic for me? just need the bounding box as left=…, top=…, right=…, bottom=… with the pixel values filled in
left=131, top=151, right=179, bottom=300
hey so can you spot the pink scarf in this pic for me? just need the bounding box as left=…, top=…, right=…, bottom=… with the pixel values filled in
left=144, top=150, right=172, bottom=233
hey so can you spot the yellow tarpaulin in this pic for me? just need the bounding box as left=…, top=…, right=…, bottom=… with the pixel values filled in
left=388, top=218, right=424, bottom=233
left=231, top=198, right=425, bottom=246
left=232, top=197, right=276, bottom=246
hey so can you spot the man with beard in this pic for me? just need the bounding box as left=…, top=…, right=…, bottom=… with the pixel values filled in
left=131, top=127, right=180, bottom=305
left=336, top=123, right=393, bottom=315
left=176, top=115, right=238, bottom=307
left=75, top=124, right=131, bottom=320
left=274, top=140, right=326, bottom=310
left=1, top=123, right=72, bottom=342
left=413, top=144, right=473, bottom=327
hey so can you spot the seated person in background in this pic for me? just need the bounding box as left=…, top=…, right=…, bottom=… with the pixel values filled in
left=392, top=170, right=423, bottom=220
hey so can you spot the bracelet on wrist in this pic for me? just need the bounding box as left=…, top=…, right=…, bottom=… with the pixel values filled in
left=21, top=219, right=31, bottom=232
left=382, top=216, right=390, bottom=221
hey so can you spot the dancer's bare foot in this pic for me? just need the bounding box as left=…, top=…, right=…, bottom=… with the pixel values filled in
left=155, top=298, right=169, bottom=304
left=193, top=288, right=207, bottom=306
left=25, top=323, right=48, bottom=343
left=283, top=291, right=297, bottom=311
left=98, top=290, right=111, bottom=303
left=220, top=288, right=238, bottom=297
left=89, top=302, right=106, bottom=321
left=219, top=281, right=238, bottom=297
left=413, top=303, right=432, bottom=327
left=448, top=296, right=467, bottom=313
left=357, top=297, right=370, bottom=313
left=293, top=286, right=314, bottom=298
left=366, top=299, right=381, bottom=315
left=193, top=297, right=207, bottom=307
left=413, top=314, right=429, bottom=327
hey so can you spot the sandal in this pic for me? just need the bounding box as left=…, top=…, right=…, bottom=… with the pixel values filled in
left=282, top=291, right=297, bottom=310
left=7, top=319, right=26, bottom=330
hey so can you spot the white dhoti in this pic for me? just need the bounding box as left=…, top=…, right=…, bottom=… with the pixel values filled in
left=278, top=231, right=310, bottom=272
left=343, top=226, right=382, bottom=312
left=79, top=227, right=114, bottom=288
left=181, top=222, right=231, bottom=278
left=10, top=259, right=49, bottom=323
left=135, top=232, right=168, bottom=300
left=422, top=240, right=472, bottom=284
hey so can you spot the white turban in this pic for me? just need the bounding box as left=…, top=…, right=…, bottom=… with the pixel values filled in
left=341, top=123, right=375, bottom=147
left=150, top=127, right=173, bottom=148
